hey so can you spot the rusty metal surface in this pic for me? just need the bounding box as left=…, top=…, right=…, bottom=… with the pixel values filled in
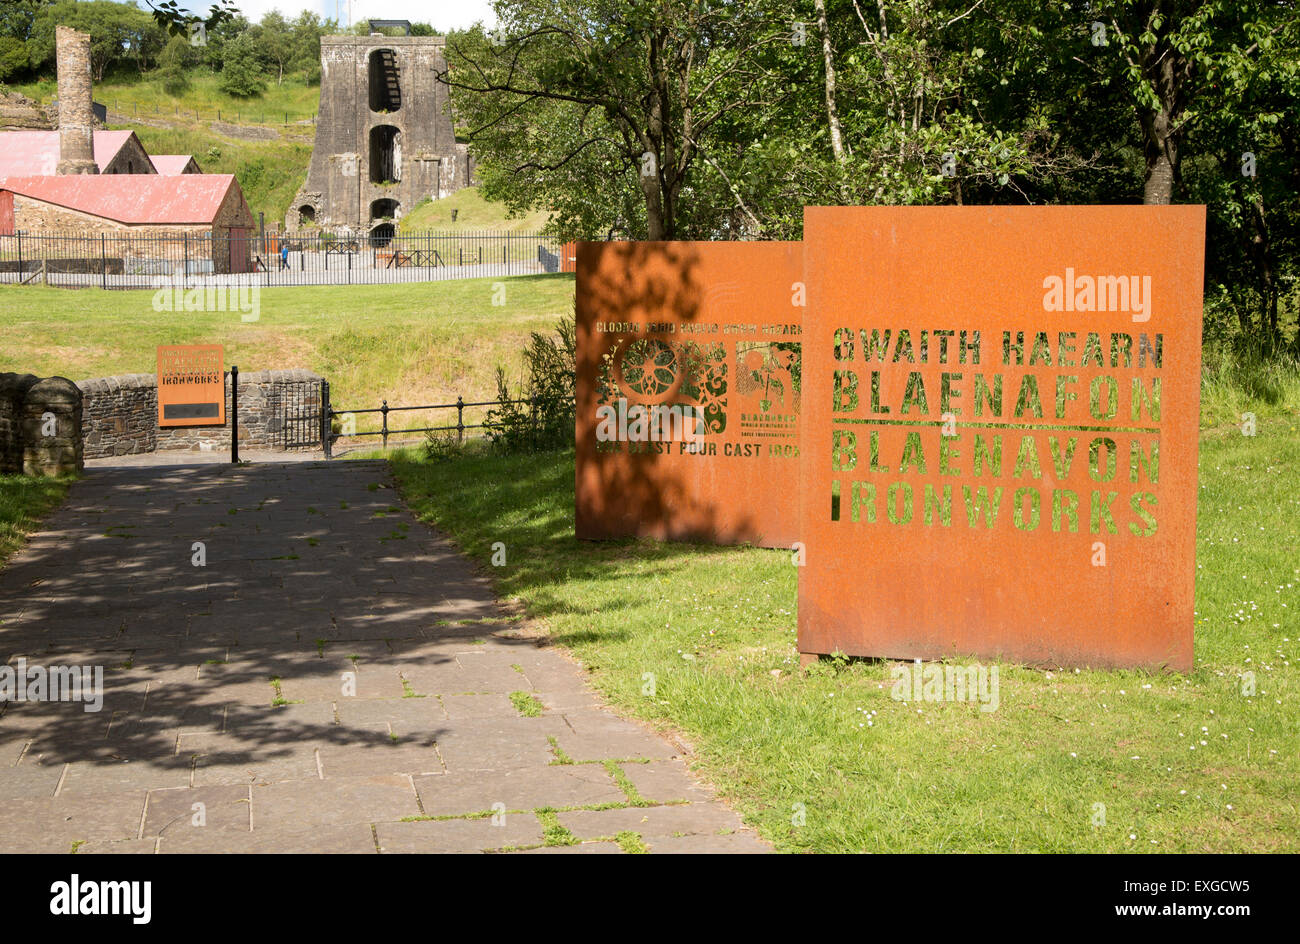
left=157, top=345, right=225, bottom=428
left=575, top=241, right=803, bottom=547
left=798, top=206, right=1204, bottom=671
left=0, top=173, right=238, bottom=224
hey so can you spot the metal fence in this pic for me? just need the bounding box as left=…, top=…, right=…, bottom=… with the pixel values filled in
left=0, top=230, right=571, bottom=289
left=106, top=100, right=316, bottom=126
left=324, top=383, right=538, bottom=457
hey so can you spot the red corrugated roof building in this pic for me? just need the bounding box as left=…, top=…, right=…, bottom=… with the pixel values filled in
left=0, top=173, right=256, bottom=273
left=0, top=129, right=156, bottom=176
left=150, top=154, right=201, bottom=175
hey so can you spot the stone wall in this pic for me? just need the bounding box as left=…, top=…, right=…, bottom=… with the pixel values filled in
left=0, top=372, right=84, bottom=475
left=78, top=369, right=324, bottom=458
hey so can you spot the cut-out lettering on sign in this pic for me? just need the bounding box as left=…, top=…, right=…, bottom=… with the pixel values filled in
left=575, top=241, right=803, bottom=547
left=799, top=206, right=1203, bottom=671
left=157, top=344, right=225, bottom=428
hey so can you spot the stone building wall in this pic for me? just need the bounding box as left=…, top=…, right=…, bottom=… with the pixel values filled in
left=8, top=189, right=256, bottom=275
left=288, top=34, right=474, bottom=232
left=101, top=133, right=156, bottom=175
left=0, top=372, right=84, bottom=475
left=78, top=370, right=324, bottom=458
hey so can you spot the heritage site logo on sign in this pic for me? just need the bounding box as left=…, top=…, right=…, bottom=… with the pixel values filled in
left=576, top=241, right=803, bottom=546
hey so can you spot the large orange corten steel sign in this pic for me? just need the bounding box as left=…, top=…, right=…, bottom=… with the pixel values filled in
left=799, top=206, right=1204, bottom=671
left=576, top=241, right=803, bottom=547
left=156, top=344, right=225, bottom=427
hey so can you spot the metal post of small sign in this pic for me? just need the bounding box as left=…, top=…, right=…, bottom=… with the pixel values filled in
left=230, top=365, right=239, bottom=464
left=321, top=379, right=332, bottom=461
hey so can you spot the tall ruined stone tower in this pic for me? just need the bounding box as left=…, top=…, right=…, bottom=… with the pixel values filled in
left=288, top=33, right=473, bottom=233
left=55, top=26, right=97, bottom=175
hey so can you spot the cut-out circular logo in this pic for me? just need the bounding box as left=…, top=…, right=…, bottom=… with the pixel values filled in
left=620, top=339, right=678, bottom=397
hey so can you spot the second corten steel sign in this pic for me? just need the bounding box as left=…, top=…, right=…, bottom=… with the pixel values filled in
left=798, top=206, right=1204, bottom=671
left=575, top=240, right=803, bottom=547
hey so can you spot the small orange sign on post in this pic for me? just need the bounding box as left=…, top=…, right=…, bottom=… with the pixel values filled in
left=799, top=206, right=1204, bottom=671
left=156, top=344, right=225, bottom=427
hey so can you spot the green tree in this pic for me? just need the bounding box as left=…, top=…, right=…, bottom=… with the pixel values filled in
left=218, top=31, right=265, bottom=97
left=0, top=36, right=28, bottom=81
left=441, top=1, right=789, bottom=240
left=28, top=0, right=156, bottom=79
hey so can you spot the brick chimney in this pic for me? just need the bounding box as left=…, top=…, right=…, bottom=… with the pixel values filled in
left=55, top=26, right=97, bottom=175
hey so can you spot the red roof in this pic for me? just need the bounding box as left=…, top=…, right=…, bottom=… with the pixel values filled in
left=0, top=174, right=240, bottom=224
left=0, top=130, right=145, bottom=175
left=150, top=155, right=198, bottom=175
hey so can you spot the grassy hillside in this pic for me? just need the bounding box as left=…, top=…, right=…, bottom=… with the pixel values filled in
left=0, top=276, right=576, bottom=435
left=10, top=71, right=321, bottom=126
left=399, top=187, right=553, bottom=233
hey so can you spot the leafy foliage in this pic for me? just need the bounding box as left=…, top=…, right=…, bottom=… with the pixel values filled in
left=486, top=314, right=577, bottom=454
left=447, top=0, right=1300, bottom=350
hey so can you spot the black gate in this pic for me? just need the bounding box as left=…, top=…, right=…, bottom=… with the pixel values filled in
left=282, top=380, right=322, bottom=449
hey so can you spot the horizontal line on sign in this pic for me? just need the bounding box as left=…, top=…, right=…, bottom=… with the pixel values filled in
left=830, top=418, right=1161, bottom=434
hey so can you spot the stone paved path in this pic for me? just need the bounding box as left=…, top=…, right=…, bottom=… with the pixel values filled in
left=0, top=460, right=768, bottom=854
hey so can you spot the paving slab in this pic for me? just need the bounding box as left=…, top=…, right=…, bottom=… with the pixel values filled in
left=158, top=823, right=377, bottom=854
left=144, top=784, right=251, bottom=835
left=375, top=816, right=543, bottom=853
left=557, top=803, right=747, bottom=840
left=413, top=764, right=625, bottom=817
left=513, top=841, right=624, bottom=854
left=618, top=760, right=714, bottom=805
left=251, top=774, right=420, bottom=829
left=645, top=833, right=772, bottom=854
left=0, top=791, right=147, bottom=853
left=0, top=460, right=767, bottom=854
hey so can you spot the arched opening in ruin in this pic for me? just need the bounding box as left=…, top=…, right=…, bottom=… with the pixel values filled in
left=370, top=198, right=399, bottom=221
left=368, top=49, right=401, bottom=112
left=369, top=125, right=401, bottom=184
left=369, top=222, right=396, bottom=247
left=298, top=205, right=317, bottom=226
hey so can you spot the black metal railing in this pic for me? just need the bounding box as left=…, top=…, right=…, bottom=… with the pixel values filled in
left=324, top=393, right=537, bottom=457
left=0, top=229, right=569, bottom=290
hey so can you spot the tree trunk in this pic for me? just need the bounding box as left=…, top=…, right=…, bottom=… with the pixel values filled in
left=1251, top=201, right=1279, bottom=346
left=814, top=0, right=846, bottom=166
left=1139, top=48, right=1182, bottom=205
left=641, top=166, right=667, bottom=240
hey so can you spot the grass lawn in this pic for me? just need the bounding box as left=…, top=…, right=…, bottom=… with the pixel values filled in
left=388, top=412, right=1299, bottom=853
left=0, top=474, right=73, bottom=567
left=0, top=275, right=576, bottom=435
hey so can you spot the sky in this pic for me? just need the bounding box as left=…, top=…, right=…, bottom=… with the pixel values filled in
left=160, top=1, right=498, bottom=31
